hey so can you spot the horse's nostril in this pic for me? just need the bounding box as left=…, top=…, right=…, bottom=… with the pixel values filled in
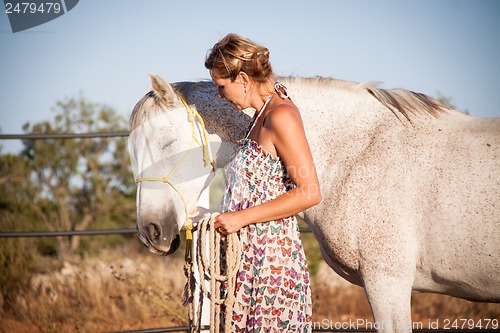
left=164, top=234, right=181, bottom=255
left=148, top=223, right=161, bottom=241
left=172, top=234, right=180, bottom=249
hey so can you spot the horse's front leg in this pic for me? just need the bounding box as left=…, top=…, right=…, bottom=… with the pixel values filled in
left=358, top=222, right=418, bottom=333
left=362, top=271, right=414, bottom=333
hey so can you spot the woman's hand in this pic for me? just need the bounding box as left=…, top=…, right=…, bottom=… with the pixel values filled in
left=213, top=211, right=247, bottom=235
left=191, top=207, right=246, bottom=235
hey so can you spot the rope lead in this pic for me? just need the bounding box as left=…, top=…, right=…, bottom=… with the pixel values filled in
left=184, top=213, right=242, bottom=333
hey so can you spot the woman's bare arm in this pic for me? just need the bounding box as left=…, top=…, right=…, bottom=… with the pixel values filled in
left=214, top=103, right=321, bottom=234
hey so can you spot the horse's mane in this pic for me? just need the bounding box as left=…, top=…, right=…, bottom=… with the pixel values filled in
left=172, top=80, right=215, bottom=98
left=360, top=81, right=447, bottom=124
left=282, top=76, right=447, bottom=124
left=167, top=77, right=447, bottom=126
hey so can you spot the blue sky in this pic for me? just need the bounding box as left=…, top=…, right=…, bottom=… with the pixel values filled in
left=1, top=0, right=499, bottom=153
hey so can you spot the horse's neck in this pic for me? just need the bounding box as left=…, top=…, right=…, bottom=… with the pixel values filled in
left=184, top=83, right=251, bottom=168
left=187, top=83, right=251, bottom=143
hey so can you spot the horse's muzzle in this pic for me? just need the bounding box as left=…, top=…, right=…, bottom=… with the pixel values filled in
left=137, top=222, right=180, bottom=255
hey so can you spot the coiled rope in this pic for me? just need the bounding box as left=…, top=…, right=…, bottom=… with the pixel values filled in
left=183, top=213, right=241, bottom=333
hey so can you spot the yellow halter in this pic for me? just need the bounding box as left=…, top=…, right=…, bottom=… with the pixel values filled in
left=135, top=94, right=215, bottom=262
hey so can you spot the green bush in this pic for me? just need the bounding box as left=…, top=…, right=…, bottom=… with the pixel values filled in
left=0, top=238, right=35, bottom=312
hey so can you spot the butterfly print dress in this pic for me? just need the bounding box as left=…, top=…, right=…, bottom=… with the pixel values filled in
left=220, top=138, right=312, bottom=332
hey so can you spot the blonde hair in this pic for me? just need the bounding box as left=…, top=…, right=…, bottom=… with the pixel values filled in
left=205, top=33, right=275, bottom=85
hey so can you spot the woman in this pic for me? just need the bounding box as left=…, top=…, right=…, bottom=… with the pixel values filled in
left=205, top=33, right=321, bottom=332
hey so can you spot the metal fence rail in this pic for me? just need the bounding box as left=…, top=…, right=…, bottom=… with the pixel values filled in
left=0, top=228, right=137, bottom=238
left=0, top=228, right=313, bottom=238
left=0, top=131, right=129, bottom=140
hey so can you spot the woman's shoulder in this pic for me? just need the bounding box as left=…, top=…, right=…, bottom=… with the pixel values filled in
left=266, top=100, right=302, bottom=129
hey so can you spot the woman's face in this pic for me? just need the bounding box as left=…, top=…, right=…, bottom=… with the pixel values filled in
left=211, top=74, right=247, bottom=110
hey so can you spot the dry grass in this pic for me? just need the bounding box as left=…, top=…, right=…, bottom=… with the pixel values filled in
left=1, top=239, right=498, bottom=333
left=1, top=242, right=188, bottom=333
left=312, top=262, right=500, bottom=329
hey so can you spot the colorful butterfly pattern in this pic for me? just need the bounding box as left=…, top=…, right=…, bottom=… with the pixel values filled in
left=220, top=139, right=312, bottom=332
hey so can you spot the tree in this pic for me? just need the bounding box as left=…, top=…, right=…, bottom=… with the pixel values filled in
left=21, top=95, right=136, bottom=258
left=0, top=153, right=38, bottom=308
left=435, top=91, right=470, bottom=115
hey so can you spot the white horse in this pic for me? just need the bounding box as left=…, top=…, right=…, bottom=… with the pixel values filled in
left=129, top=73, right=500, bottom=332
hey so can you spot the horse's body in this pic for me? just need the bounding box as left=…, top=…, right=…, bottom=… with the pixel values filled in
left=130, top=75, right=499, bottom=332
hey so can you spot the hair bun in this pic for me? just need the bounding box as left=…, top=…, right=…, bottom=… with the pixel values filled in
left=205, top=34, right=274, bottom=84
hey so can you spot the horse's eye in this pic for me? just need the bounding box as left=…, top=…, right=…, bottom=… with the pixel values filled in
left=162, top=139, right=177, bottom=149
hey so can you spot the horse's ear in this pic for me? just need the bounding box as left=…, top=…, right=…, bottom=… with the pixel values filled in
left=149, top=73, right=176, bottom=105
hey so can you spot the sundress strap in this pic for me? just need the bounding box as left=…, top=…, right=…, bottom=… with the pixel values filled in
left=245, top=93, right=273, bottom=139
left=274, top=81, right=291, bottom=101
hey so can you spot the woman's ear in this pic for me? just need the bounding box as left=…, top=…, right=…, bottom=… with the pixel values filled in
left=237, top=71, right=250, bottom=94
left=237, top=71, right=250, bottom=85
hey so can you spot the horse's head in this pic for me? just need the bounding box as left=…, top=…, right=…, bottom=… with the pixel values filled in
left=128, top=73, right=221, bottom=255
